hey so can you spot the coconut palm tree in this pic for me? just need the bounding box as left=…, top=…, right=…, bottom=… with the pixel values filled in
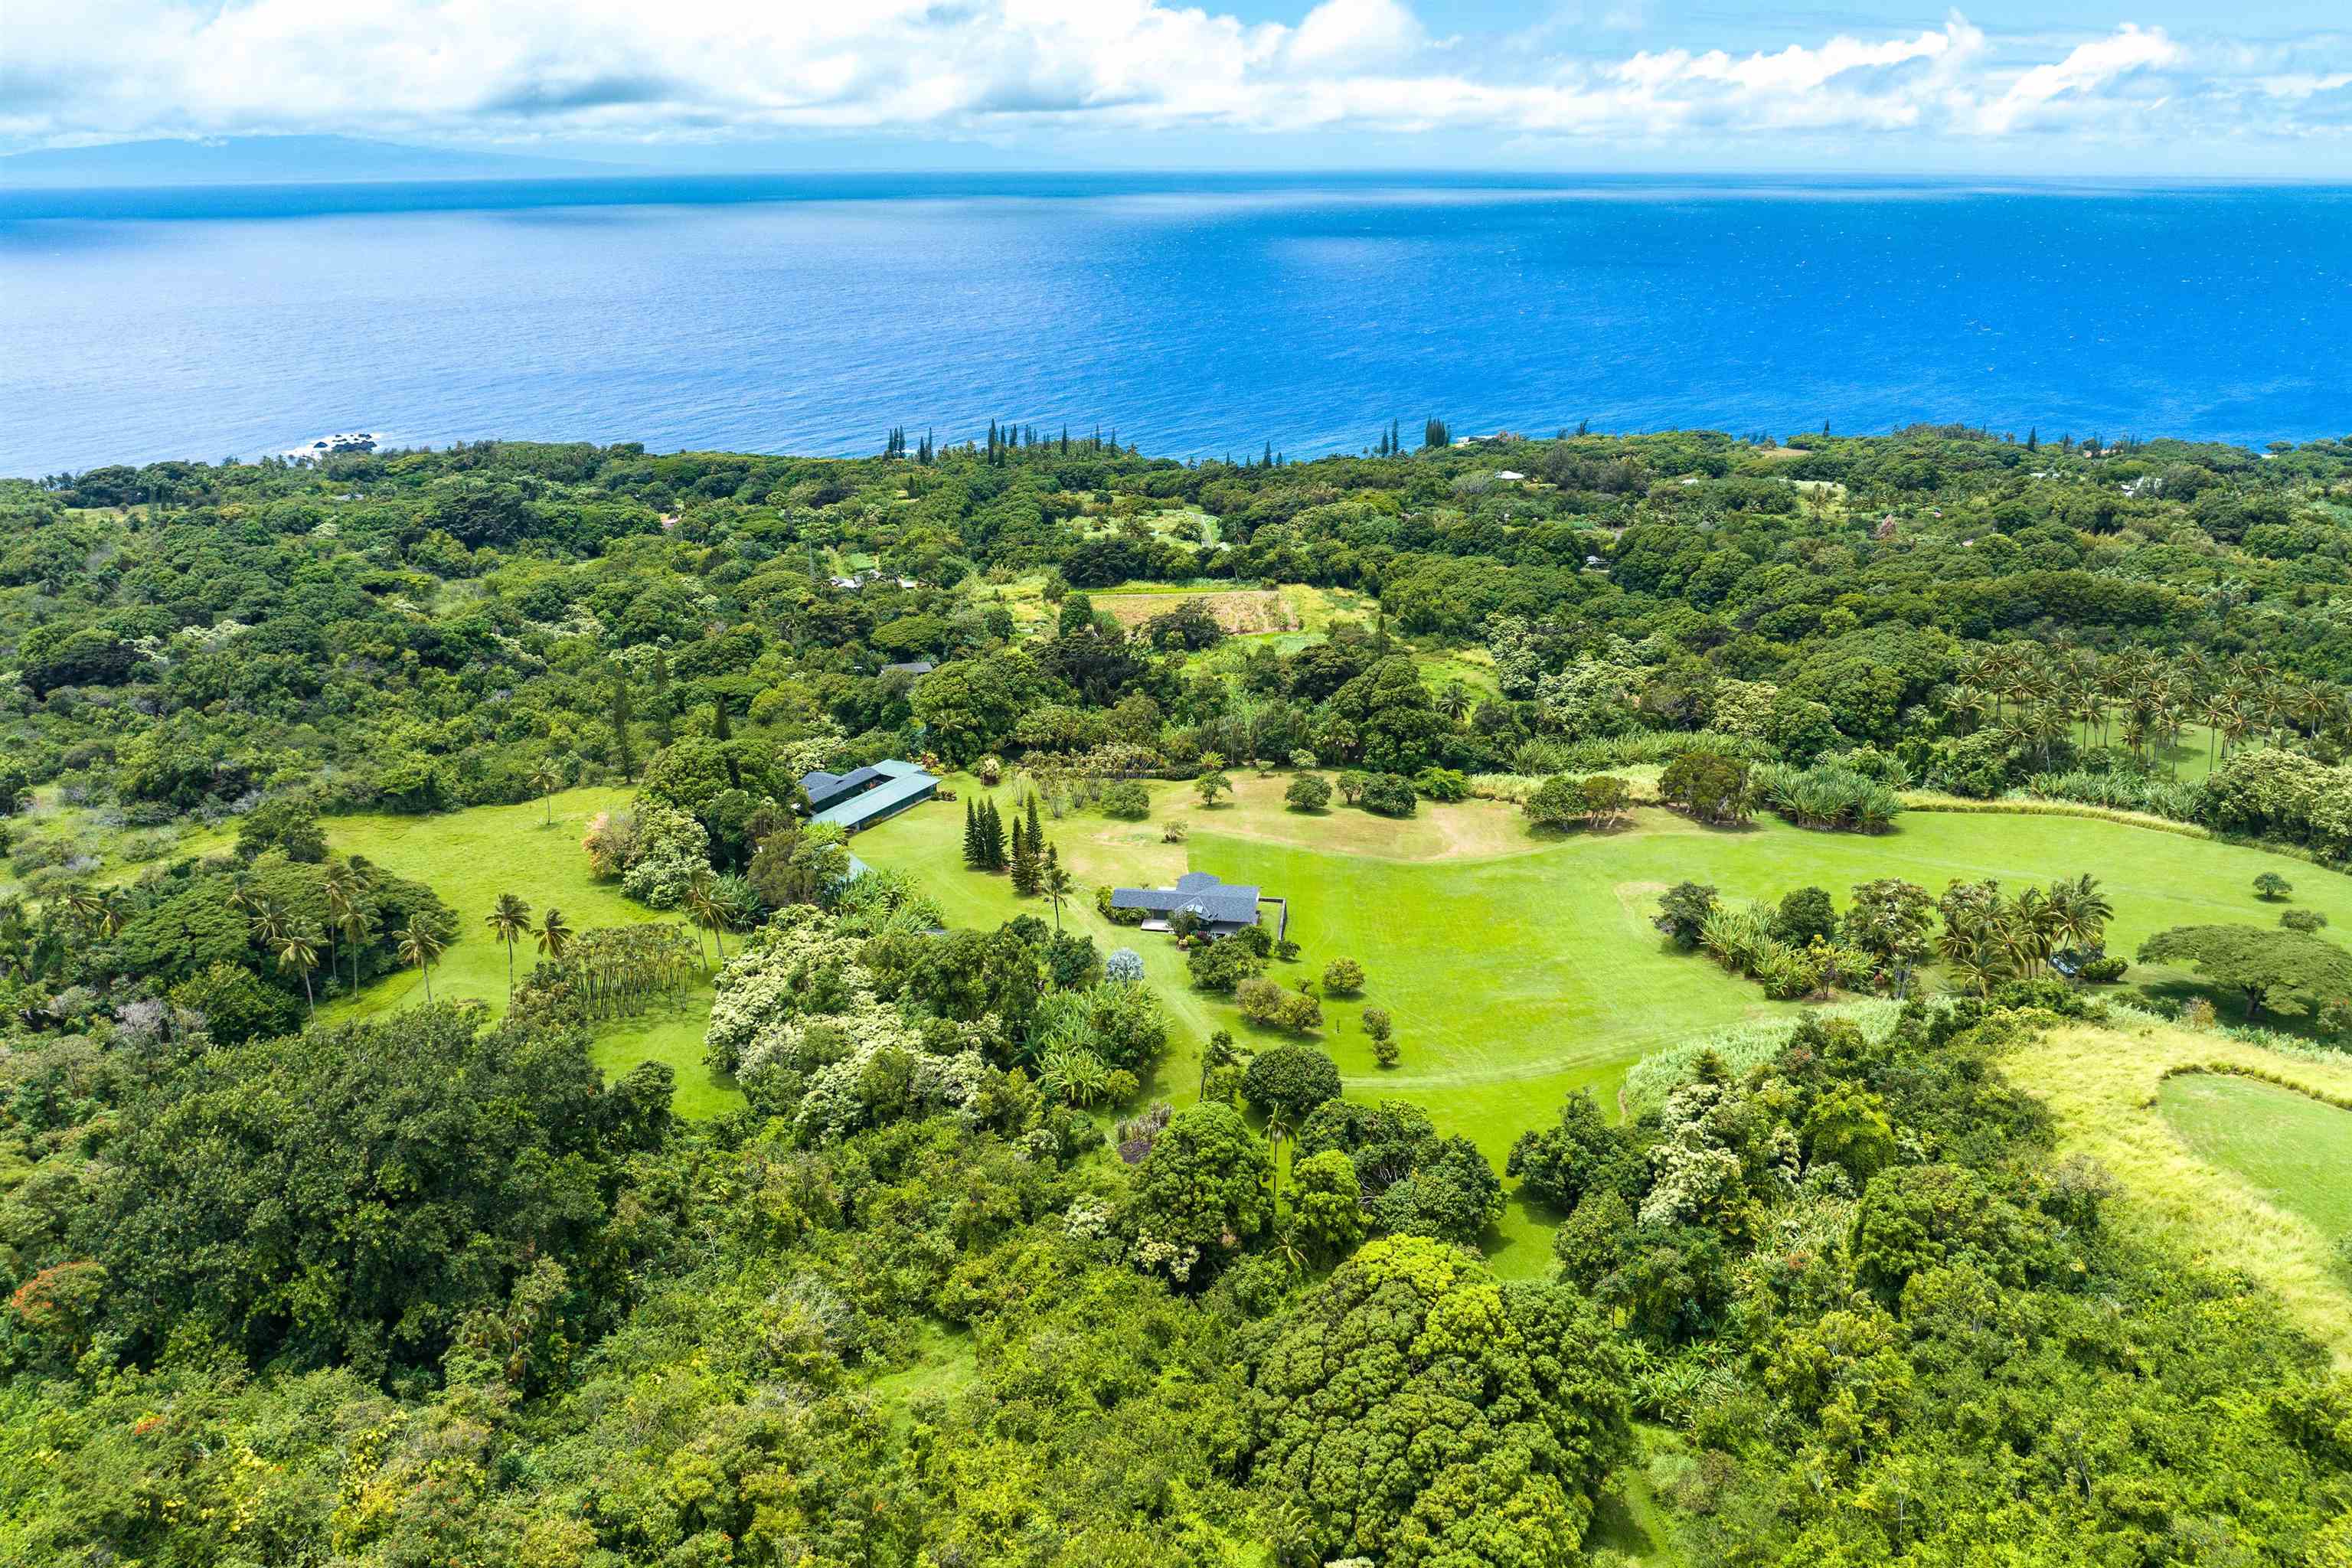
left=1264, top=1106, right=1295, bottom=1197
left=1041, top=856, right=1073, bottom=936
left=2048, top=874, right=2113, bottom=955
left=685, top=871, right=727, bottom=968
left=1198, top=1028, right=1240, bottom=1098
left=339, top=907, right=374, bottom=995
left=276, top=925, right=322, bottom=1018
left=249, top=897, right=290, bottom=952
left=57, top=887, right=105, bottom=933
left=395, top=917, right=446, bottom=1003
left=485, top=893, right=533, bottom=995
left=1438, top=681, right=1472, bottom=723
left=530, top=757, right=564, bottom=827
left=534, top=906, right=573, bottom=965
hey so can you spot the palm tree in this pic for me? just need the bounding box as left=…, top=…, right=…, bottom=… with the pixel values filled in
left=530, top=758, right=564, bottom=828
left=93, top=890, right=126, bottom=940
left=534, top=906, right=573, bottom=965
left=339, top=907, right=374, bottom=995
left=1041, top=859, right=1074, bottom=935
left=1438, top=681, right=1472, bottom=723
left=57, top=887, right=105, bottom=933
left=1199, top=1028, right=1239, bottom=1098
left=1264, top=1106, right=1295, bottom=1197
left=276, top=925, right=322, bottom=1018
left=2049, top=874, right=2113, bottom=955
left=249, top=897, right=290, bottom=952
left=485, top=893, right=533, bottom=995
left=395, top=917, right=446, bottom=1003
left=685, top=871, right=727, bottom=968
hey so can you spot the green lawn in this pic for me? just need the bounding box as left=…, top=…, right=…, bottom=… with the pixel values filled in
left=2158, top=1073, right=2352, bottom=1240
left=322, top=789, right=740, bottom=1119
left=855, top=778, right=2352, bottom=1276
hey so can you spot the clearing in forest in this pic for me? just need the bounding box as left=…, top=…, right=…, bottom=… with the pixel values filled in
left=1093, top=588, right=1295, bottom=633
left=2010, top=1018, right=2352, bottom=1364
left=2159, top=1073, right=2352, bottom=1238
left=322, top=789, right=740, bottom=1119
left=854, top=775, right=2352, bottom=1276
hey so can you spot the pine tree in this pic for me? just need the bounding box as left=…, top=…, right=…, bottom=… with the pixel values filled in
left=2026, top=426, right=2039, bottom=452
left=712, top=696, right=743, bottom=789
left=962, top=799, right=984, bottom=870
left=1010, top=810, right=1037, bottom=896
left=978, top=799, right=1007, bottom=872
left=609, top=669, right=636, bottom=780
left=648, top=648, right=675, bottom=746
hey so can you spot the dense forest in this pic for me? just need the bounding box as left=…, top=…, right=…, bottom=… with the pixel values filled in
left=7, top=423, right=2352, bottom=1564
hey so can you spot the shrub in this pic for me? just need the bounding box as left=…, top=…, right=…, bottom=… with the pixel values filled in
left=2076, top=955, right=2129, bottom=982
left=1243, top=1045, right=1341, bottom=1116
left=1188, top=937, right=1263, bottom=993
left=1751, top=760, right=1902, bottom=832
left=1105, top=946, right=1146, bottom=982
left=1276, top=991, right=1324, bottom=1033
left=1770, top=886, right=1838, bottom=948
left=1236, top=975, right=1287, bottom=1024
left=1361, top=773, right=1418, bottom=818
left=1414, top=767, right=1469, bottom=802
left=1101, top=780, right=1152, bottom=820
left=1285, top=773, right=1333, bottom=812
left=1653, top=881, right=1719, bottom=950
left=1161, top=818, right=1189, bottom=844
left=1658, top=752, right=1753, bottom=825
left=2283, top=908, right=2330, bottom=933
left=1322, top=958, right=1366, bottom=995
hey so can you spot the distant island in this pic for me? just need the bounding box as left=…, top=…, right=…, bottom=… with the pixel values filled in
left=0, top=133, right=628, bottom=188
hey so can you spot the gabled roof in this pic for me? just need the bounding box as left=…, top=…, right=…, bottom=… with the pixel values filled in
left=1110, top=871, right=1262, bottom=926
left=881, top=659, right=935, bottom=676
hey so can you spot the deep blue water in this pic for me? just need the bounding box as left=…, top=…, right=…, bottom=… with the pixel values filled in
left=2, top=173, right=2347, bottom=475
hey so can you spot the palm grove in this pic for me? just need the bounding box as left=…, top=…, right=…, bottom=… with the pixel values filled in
left=5, top=423, right=2352, bottom=1562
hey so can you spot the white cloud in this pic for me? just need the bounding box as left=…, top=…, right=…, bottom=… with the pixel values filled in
left=1286, top=0, right=1426, bottom=74
left=0, top=2, right=2341, bottom=153
left=1973, top=22, right=2183, bottom=134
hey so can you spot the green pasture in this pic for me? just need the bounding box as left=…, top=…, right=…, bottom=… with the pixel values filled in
left=322, top=789, right=739, bottom=1119
left=2158, top=1073, right=2352, bottom=1240
left=855, top=776, right=2352, bottom=1275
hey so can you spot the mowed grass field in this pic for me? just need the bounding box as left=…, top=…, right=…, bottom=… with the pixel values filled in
left=322, top=789, right=740, bottom=1119
left=2011, top=1018, right=2352, bottom=1364
left=854, top=772, right=2352, bottom=1276
left=2159, top=1073, right=2352, bottom=1238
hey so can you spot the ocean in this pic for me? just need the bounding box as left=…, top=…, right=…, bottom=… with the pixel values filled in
left=2, top=173, right=2347, bottom=475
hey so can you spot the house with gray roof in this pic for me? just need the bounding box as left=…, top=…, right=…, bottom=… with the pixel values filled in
left=803, top=758, right=939, bottom=834
left=1110, top=871, right=1285, bottom=939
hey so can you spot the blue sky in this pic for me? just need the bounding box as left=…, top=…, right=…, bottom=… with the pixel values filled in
left=7, top=2, right=2350, bottom=175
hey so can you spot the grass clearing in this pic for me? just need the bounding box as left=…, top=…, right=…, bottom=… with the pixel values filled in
left=322, top=789, right=740, bottom=1119
left=1094, top=589, right=1295, bottom=634
left=2007, top=1016, right=2352, bottom=1364
left=2158, top=1073, right=2352, bottom=1238
left=858, top=779, right=2352, bottom=1276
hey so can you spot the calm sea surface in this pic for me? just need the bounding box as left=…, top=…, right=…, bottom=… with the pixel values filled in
left=2, top=173, right=2347, bottom=474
